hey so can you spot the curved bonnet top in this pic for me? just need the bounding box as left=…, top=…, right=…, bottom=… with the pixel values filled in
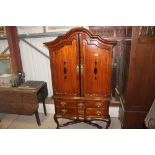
left=44, top=27, right=117, bottom=48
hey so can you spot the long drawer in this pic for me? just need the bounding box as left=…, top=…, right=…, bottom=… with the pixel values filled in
left=55, top=100, right=77, bottom=108
left=55, top=100, right=109, bottom=108
left=85, top=102, right=109, bottom=108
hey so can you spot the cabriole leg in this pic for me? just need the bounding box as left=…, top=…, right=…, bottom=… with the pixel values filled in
left=106, top=115, right=111, bottom=129
left=54, top=114, right=59, bottom=129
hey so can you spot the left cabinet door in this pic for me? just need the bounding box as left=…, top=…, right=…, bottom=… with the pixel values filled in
left=50, top=34, right=80, bottom=97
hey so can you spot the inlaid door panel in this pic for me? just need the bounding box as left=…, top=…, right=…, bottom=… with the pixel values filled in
left=51, top=35, right=80, bottom=96
left=80, top=34, right=113, bottom=98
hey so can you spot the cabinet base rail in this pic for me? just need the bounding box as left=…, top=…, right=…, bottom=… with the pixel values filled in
left=54, top=114, right=111, bottom=129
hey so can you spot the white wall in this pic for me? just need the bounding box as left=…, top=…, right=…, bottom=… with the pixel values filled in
left=0, top=29, right=55, bottom=97
left=14, top=26, right=54, bottom=96
left=0, top=40, right=9, bottom=54
left=19, top=37, right=56, bottom=97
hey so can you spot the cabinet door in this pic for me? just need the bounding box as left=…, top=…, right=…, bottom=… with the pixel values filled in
left=80, top=34, right=113, bottom=98
left=50, top=34, right=80, bottom=96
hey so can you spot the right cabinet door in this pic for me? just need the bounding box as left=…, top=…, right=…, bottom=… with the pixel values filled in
left=80, top=33, right=113, bottom=98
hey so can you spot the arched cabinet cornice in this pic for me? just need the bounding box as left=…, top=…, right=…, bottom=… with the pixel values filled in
left=44, top=27, right=117, bottom=50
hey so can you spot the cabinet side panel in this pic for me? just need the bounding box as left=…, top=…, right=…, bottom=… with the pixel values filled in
left=126, top=27, right=155, bottom=111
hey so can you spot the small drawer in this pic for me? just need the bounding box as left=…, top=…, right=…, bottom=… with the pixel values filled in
left=55, top=100, right=76, bottom=108
left=85, top=102, right=108, bottom=108
left=86, top=108, right=108, bottom=117
left=56, top=107, right=77, bottom=116
left=77, top=108, right=85, bottom=115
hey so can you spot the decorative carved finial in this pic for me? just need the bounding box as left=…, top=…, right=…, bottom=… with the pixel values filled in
left=138, top=26, right=155, bottom=37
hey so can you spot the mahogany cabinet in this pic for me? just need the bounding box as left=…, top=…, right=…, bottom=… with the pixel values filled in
left=44, top=28, right=116, bottom=128
left=118, top=27, right=155, bottom=128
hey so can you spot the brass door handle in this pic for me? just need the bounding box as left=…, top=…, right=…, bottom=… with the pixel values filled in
left=81, top=65, right=83, bottom=73
left=77, top=65, right=79, bottom=73
left=76, top=65, right=83, bottom=73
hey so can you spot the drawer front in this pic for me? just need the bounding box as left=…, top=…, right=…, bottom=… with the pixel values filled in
left=85, top=102, right=108, bottom=108
left=77, top=108, right=85, bottom=115
left=86, top=108, right=108, bottom=117
left=55, top=100, right=77, bottom=108
left=77, top=102, right=85, bottom=108
left=56, top=107, right=77, bottom=117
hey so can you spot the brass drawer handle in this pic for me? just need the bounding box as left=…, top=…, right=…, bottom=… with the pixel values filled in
left=77, top=103, right=84, bottom=107
left=96, top=103, right=102, bottom=108
left=61, top=109, right=68, bottom=114
left=78, top=110, right=84, bottom=115
left=96, top=111, right=102, bottom=116
left=60, top=102, right=66, bottom=106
